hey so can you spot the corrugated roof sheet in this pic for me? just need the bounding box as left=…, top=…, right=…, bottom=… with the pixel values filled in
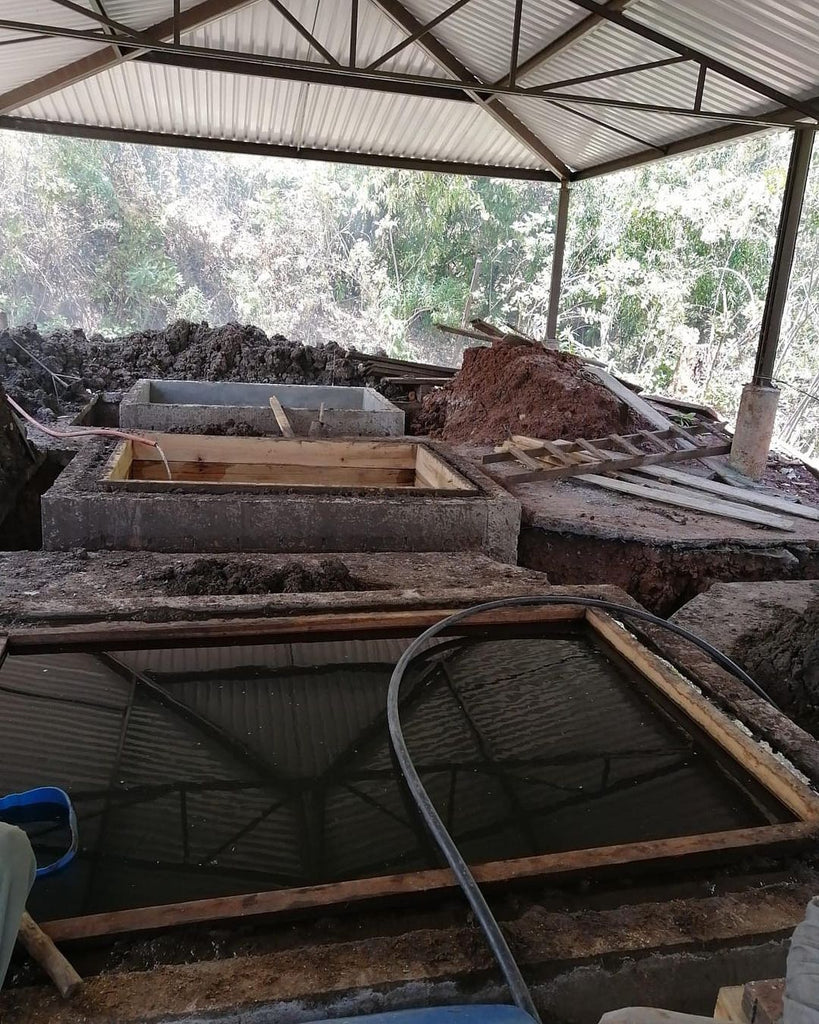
left=1, top=1, right=817, bottom=177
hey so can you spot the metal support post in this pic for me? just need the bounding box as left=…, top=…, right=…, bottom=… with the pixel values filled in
left=546, top=179, right=570, bottom=346
left=753, top=129, right=815, bottom=385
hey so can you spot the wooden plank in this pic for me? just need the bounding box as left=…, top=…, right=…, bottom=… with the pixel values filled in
left=414, top=446, right=476, bottom=491
left=434, top=323, right=499, bottom=344
left=632, top=465, right=819, bottom=522
left=641, top=394, right=722, bottom=421
left=714, top=986, right=747, bottom=1023
left=269, top=396, right=295, bottom=437
left=493, top=443, right=731, bottom=485
left=130, top=461, right=417, bottom=488
left=641, top=429, right=672, bottom=451
left=612, top=472, right=798, bottom=529
left=103, top=441, right=133, bottom=482
left=127, top=434, right=419, bottom=469
left=607, top=433, right=641, bottom=455
left=5, top=604, right=588, bottom=655
left=482, top=425, right=715, bottom=464
left=577, top=473, right=796, bottom=530
left=586, top=366, right=675, bottom=432
left=40, top=821, right=819, bottom=942
left=508, top=443, right=549, bottom=471
left=586, top=610, right=819, bottom=821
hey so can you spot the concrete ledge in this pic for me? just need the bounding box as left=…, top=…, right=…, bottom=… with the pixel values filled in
left=120, top=379, right=405, bottom=436
left=41, top=441, right=521, bottom=562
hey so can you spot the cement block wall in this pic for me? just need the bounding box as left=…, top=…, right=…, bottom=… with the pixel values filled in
left=42, top=441, right=520, bottom=562
left=120, top=379, right=405, bottom=437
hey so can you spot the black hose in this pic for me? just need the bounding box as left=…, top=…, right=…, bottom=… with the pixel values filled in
left=386, top=595, right=778, bottom=1023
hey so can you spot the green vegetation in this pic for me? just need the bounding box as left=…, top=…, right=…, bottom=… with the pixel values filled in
left=1, top=129, right=819, bottom=452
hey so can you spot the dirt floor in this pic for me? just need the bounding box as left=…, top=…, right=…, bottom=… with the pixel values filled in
left=148, top=555, right=365, bottom=596
left=0, top=320, right=376, bottom=417
left=413, top=338, right=645, bottom=444
left=734, top=599, right=819, bottom=736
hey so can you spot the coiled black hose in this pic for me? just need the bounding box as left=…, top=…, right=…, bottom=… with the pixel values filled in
left=386, top=596, right=778, bottom=1024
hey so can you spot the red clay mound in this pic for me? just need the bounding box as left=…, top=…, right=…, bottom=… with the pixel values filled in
left=415, top=339, right=645, bottom=444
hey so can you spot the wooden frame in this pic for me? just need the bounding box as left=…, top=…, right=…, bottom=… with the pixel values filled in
left=103, top=434, right=479, bottom=495
left=2, top=605, right=818, bottom=943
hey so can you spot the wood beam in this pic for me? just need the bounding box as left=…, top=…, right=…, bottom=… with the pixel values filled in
left=0, top=0, right=258, bottom=115
left=371, top=0, right=571, bottom=178
left=39, top=821, right=819, bottom=942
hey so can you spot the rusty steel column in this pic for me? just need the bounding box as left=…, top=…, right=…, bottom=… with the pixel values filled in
left=753, top=129, right=815, bottom=387
left=546, top=179, right=570, bottom=347
left=731, top=129, right=815, bottom=479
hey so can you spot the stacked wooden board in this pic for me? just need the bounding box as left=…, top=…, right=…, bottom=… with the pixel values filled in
left=484, top=433, right=819, bottom=533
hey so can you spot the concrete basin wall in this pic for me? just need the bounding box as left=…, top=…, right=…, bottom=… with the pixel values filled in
left=42, top=441, right=520, bottom=562
left=120, top=380, right=405, bottom=437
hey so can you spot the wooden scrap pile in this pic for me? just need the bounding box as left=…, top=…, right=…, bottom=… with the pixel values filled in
left=484, top=431, right=819, bottom=532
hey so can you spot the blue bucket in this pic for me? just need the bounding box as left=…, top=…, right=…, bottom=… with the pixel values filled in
left=0, top=787, right=78, bottom=878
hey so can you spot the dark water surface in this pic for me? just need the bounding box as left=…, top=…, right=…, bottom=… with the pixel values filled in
left=0, top=627, right=788, bottom=921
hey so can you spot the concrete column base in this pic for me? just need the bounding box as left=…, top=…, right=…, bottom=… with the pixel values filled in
left=729, top=383, right=780, bottom=480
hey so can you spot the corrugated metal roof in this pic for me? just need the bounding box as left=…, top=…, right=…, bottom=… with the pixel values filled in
left=1, top=1, right=817, bottom=177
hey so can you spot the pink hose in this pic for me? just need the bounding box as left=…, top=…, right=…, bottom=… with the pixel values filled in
left=4, top=392, right=160, bottom=448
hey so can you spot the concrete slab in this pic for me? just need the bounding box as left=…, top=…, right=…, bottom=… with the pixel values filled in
left=120, top=379, right=404, bottom=436
left=461, top=440, right=819, bottom=615
left=40, top=440, right=520, bottom=561
left=672, top=581, right=819, bottom=658
left=0, top=551, right=550, bottom=624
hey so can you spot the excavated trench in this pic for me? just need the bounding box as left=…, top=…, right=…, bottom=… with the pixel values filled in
left=734, top=598, right=819, bottom=737
left=519, top=527, right=819, bottom=616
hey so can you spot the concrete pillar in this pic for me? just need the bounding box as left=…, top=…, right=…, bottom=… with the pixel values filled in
left=729, top=383, right=780, bottom=480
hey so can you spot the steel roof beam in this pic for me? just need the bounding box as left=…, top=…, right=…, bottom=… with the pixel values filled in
left=4, top=15, right=811, bottom=131
left=264, top=0, right=341, bottom=67
left=46, top=0, right=150, bottom=40
left=572, top=89, right=819, bottom=180
left=128, top=47, right=812, bottom=129
left=366, top=0, right=473, bottom=72
left=563, top=0, right=819, bottom=122
left=0, top=114, right=559, bottom=181
left=370, top=0, right=571, bottom=179
left=494, top=0, right=634, bottom=88
left=0, top=0, right=258, bottom=115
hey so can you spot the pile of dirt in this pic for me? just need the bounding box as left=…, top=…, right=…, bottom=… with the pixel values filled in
left=412, top=338, right=644, bottom=444
left=735, top=600, right=819, bottom=736
left=0, top=320, right=373, bottom=417
left=149, top=556, right=365, bottom=596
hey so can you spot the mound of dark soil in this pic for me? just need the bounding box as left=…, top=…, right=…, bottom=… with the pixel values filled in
left=0, top=320, right=372, bottom=417
left=151, top=556, right=365, bottom=596
left=735, top=600, right=819, bottom=736
left=414, top=338, right=645, bottom=444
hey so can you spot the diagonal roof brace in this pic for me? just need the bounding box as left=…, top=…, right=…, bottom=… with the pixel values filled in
left=563, top=0, right=819, bottom=122
left=370, top=0, right=571, bottom=178
left=0, top=0, right=260, bottom=115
